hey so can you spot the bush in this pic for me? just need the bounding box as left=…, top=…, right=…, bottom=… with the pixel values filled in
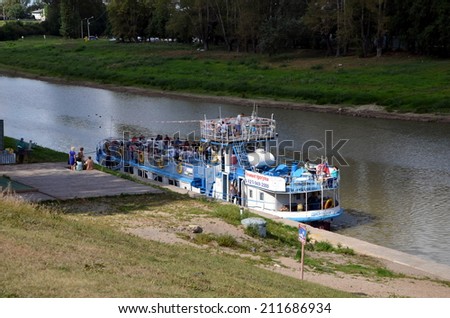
left=216, top=234, right=238, bottom=247
left=0, top=21, right=45, bottom=41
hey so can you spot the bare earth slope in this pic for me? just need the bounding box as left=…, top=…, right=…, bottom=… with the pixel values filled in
left=124, top=212, right=450, bottom=298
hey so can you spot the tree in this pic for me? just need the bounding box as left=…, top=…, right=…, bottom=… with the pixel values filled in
left=3, top=0, right=27, bottom=19
left=59, top=0, right=79, bottom=38
left=39, top=1, right=61, bottom=35
left=304, top=0, right=337, bottom=56
left=335, top=0, right=357, bottom=56
left=168, top=0, right=215, bottom=50
left=388, top=0, right=450, bottom=56
left=166, top=4, right=193, bottom=43
left=147, top=0, right=172, bottom=38
left=375, top=0, right=387, bottom=57
left=192, top=0, right=214, bottom=50
left=258, top=0, right=309, bottom=54
left=108, top=0, right=151, bottom=42
left=236, top=0, right=266, bottom=52
left=213, top=0, right=238, bottom=51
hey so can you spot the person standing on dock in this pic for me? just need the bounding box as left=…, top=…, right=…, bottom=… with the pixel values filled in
left=77, top=147, right=85, bottom=164
left=16, top=138, right=26, bottom=164
left=68, top=147, right=76, bottom=170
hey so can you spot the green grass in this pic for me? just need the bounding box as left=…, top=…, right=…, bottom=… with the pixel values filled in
left=47, top=190, right=409, bottom=282
left=0, top=37, right=449, bottom=113
left=308, top=241, right=355, bottom=255
left=3, top=136, right=67, bottom=163
left=0, top=174, right=436, bottom=298
left=0, top=195, right=354, bottom=297
left=0, top=141, right=445, bottom=297
left=333, top=264, right=402, bottom=278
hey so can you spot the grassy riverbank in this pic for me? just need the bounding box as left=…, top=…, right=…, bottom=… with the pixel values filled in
left=2, top=143, right=449, bottom=297
left=1, top=192, right=356, bottom=297
left=3, top=136, right=67, bottom=163
left=0, top=37, right=449, bottom=114
left=2, top=187, right=425, bottom=298
left=3, top=182, right=450, bottom=297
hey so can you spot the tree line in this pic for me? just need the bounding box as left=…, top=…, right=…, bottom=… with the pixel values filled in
left=1, top=0, right=449, bottom=57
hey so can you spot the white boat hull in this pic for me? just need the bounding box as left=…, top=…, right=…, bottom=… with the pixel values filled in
left=262, top=206, right=343, bottom=223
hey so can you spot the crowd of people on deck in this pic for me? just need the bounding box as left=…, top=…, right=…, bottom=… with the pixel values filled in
left=99, top=134, right=222, bottom=168
left=202, top=114, right=276, bottom=141
left=303, top=159, right=339, bottom=189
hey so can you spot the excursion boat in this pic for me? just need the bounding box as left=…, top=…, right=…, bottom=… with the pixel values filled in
left=96, top=112, right=343, bottom=223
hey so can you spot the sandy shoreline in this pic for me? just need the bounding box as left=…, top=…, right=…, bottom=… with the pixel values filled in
left=2, top=70, right=450, bottom=123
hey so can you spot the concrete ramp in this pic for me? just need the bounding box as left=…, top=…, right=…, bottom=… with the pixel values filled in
left=1, top=162, right=162, bottom=201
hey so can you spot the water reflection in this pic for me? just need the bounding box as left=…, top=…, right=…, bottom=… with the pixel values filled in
left=1, top=75, right=449, bottom=265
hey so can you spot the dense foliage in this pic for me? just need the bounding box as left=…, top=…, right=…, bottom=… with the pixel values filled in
left=1, top=0, right=449, bottom=56
left=0, top=20, right=45, bottom=40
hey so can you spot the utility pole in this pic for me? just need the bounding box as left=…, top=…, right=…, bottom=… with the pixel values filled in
left=87, top=16, right=94, bottom=39
left=81, top=20, right=83, bottom=38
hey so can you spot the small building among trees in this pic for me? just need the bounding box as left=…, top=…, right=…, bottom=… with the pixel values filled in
left=31, top=9, right=45, bottom=21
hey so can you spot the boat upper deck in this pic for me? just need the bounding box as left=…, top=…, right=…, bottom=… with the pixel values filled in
left=200, top=115, right=276, bottom=144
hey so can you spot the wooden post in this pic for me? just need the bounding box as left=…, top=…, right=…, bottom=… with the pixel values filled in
left=0, top=120, right=4, bottom=151
left=298, top=224, right=307, bottom=280
left=300, top=240, right=305, bottom=280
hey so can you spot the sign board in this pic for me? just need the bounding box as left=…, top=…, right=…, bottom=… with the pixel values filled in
left=244, top=170, right=286, bottom=192
left=298, top=224, right=307, bottom=280
left=298, top=224, right=307, bottom=244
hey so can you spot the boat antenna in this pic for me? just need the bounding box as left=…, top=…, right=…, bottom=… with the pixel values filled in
left=203, top=114, right=207, bottom=138
left=109, top=115, right=113, bottom=137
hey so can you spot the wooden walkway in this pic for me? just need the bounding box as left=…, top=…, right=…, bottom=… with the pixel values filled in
left=0, top=162, right=162, bottom=202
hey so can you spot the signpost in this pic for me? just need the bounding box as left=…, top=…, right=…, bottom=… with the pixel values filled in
left=298, top=224, right=307, bottom=280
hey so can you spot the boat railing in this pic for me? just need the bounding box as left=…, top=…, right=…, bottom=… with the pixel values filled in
left=200, top=116, right=276, bottom=143
left=288, top=175, right=339, bottom=192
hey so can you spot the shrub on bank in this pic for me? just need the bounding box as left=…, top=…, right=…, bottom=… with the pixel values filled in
left=0, top=21, right=45, bottom=41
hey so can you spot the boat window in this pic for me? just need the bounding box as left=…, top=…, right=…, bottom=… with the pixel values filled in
left=259, top=192, right=264, bottom=201
left=249, top=190, right=253, bottom=198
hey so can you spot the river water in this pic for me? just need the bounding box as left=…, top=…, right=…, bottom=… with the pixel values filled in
left=1, top=76, right=450, bottom=266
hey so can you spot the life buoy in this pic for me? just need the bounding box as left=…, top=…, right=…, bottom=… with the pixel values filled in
left=324, top=198, right=334, bottom=209
left=177, top=162, right=183, bottom=174
left=138, top=151, right=144, bottom=164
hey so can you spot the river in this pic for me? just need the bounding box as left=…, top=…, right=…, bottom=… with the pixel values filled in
left=1, top=75, right=450, bottom=266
